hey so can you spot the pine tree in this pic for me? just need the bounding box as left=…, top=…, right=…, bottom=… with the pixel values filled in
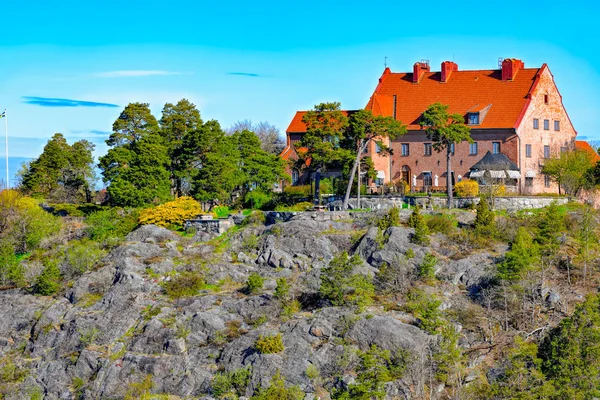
left=99, top=103, right=171, bottom=206
left=33, top=260, right=61, bottom=295
left=498, top=227, right=539, bottom=281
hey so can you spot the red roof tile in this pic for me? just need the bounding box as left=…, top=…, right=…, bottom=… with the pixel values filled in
left=575, top=141, right=600, bottom=163
left=365, top=67, right=540, bottom=130
left=286, top=111, right=352, bottom=133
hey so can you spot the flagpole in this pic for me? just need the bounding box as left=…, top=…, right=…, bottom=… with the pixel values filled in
left=4, top=110, right=8, bottom=189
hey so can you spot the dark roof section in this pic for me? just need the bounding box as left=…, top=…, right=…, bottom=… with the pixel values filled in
left=470, top=151, right=519, bottom=171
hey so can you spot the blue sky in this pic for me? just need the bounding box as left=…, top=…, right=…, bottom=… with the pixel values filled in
left=1, top=0, right=599, bottom=184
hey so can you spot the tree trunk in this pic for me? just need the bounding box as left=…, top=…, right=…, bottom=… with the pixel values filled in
left=314, top=167, right=322, bottom=205
left=343, top=140, right=367, bottom=210
left=447, top=146, right=453, bottom=209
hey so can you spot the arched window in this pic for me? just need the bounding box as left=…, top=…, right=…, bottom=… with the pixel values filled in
left=292, top=169, right=299, bottom=185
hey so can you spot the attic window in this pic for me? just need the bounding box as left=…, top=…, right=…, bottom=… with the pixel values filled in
left=467, top=112, right=480, bottom=125
left=544, top=94, right=549, bottom=104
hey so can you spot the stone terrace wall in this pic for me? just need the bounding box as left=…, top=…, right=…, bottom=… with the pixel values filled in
left=329, top=196, right=569, bottom=212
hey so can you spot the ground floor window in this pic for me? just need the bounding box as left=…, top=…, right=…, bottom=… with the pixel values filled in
left=544, top=174, right=551, bottom=187
left=525, top=177, right=533, bottom=187
left=292, top=169, right=299, bottom=185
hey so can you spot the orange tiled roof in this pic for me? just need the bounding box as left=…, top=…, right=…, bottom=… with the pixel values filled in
left=365, top=67, right=540, bottom=130
left=286, top=110, right=352, bottom=133
left=575, top=141, right=600, bottom=163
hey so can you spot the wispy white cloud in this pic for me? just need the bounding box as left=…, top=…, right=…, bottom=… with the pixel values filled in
left=93, top=70, right=182, bottom=78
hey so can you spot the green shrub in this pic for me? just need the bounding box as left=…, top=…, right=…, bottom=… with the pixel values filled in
left=320, top=252, right=374, bottom=310
left=241, top=234, right=259, bottom=253
left=212, top=366, right=251, bottom=398
left=407, top=206, right=424, bottom=229
left=274, top=277, right=290, bottom=300
left=281, top=299, right=301, bottom=319
left=426, top=213, right=454, bottom=234
left=405, top=248, right=415, bottom=259
left=405, top=289, right=442, bottom=334
left=163, top=271, right=205, bottom=299
left=245, top=190, right=272, bottom=210
left=0, top=240, right=24, bottom=287
left=283, top=185, right=311, bottom=196
left=412, top=216, right=430, bottom=246
left=85, top=208, right=140, bottom=243
left=377, top=205, right=401, bottom=231
left=124, top=374, right=153, bottom=400
left=274, top=202, right=313, bottom=212
left=474, top=198, right=495, bottom=234
left=33, top=259, right=62, bottom=295
left=255, top=333, right=284, bottom=354
left=61, top=239, right=106, bottom=279
left=247, top=273, right=264, bottom=294
left=418, top=253, right=437, bottom=280
left=213, top=206, right=231, bottom=219
left=251, top=371, right=304, bottom=400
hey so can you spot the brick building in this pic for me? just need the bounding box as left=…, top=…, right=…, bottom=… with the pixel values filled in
left=280, top=58, right=578, bottom=194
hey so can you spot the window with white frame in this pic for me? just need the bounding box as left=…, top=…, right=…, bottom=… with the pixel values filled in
left=291, top=169, right=299, bottom=185
left=526, top=144, right=532, bottom=158
left=492, top=142, right=501, bottom=154
left=401, top=143, right=409, bottom=156
left=424, top=143, right=432, bottom=156
left=469, top=142, right=478, bottom=155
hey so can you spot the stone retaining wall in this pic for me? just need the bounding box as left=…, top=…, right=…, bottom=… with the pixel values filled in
left=329, top=196, right=569, bottom=212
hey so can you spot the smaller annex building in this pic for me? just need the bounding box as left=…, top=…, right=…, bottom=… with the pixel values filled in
left=280, top=58, right=579, bottom=194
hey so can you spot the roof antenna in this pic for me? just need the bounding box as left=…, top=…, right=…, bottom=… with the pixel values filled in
left=498, top=57, right=503, bottom=68
left=384, top=56, right=388, bottom=69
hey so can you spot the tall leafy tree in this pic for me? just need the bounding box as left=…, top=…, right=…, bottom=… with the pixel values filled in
left=543, top=149, right=593, bottom=195
left=182, top=120, right=243, bottom=204
left=99, top=103, right=171, bottom=206
left=227, top=120, right=285, bottom=155
left=159, top=99, right=203, bottom=197
left=231, top=130, right=286, bottom=194
left=298, top=102, right=349, bottom=202
left=420, top=103, right=472, bottom=208
left=21, top=133, right=95, bottom=203
left=342, top=110, right=406, bottom=209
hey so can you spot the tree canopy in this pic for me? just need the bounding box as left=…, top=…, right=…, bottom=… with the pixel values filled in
left=420, top=103, right=472, bottom=207
left=543, top=149, right=593, bottom=195
left=20, top=133, right=95, bottom=203
left=99, top=103, right=171, bottom=207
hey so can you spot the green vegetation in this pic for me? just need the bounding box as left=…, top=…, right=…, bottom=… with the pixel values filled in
left=255, top=333, right=284, bottom=354
left=320, top=252, right=374, bottom=310
left=163, top=271, right=205, bottom=299
left=377, top=205, right=401, bottom=231
left=420, top=102, right=472, bottom=208
left=138, top=196, right=203, bottom=228
left=408, top=207, right=430, bottom=245
left=251, top=371, right=304, bottom=400
left=246, top=273, right=264, bottom=294
left=211, top=366, right=252, bottom=399
left=418, top=253, right=437, bottom=280
left=19, top=133, right=96, bottom=203
left=332, top=345, right=408, bottom=400
left=33, top=260, right=61, bottom=295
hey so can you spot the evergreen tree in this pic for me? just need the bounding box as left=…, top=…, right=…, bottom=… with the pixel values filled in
left=408, top=207, right=430, bottom=245
left=33, top=260, right=61, bottom=295
left=21, top=134, right=95, bottom=203
left=99, top=103, right=171, bottom=206
left=536, top=202, right=565, bottom=249
left=498, top=227, right=539, bottom=281
left=159, top=99, right=203, bottom=197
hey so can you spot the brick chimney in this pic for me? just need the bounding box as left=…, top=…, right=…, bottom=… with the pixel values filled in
left=413, top=61, right=430, bottom=83
left=440, top=61, right=458, bottom=83
left=501, top=58, right=524, bottom=81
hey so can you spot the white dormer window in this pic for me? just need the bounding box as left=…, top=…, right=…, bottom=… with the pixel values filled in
left=468, top=113, right=480, bottom=125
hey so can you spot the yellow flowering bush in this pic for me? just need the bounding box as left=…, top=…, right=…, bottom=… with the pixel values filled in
left=454, top=179, right=479, bottom=197
left=138, top=197, right=203, bottom=228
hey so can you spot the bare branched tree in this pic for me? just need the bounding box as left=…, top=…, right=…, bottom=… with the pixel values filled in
left=227, top=120, right=285, bottom=155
